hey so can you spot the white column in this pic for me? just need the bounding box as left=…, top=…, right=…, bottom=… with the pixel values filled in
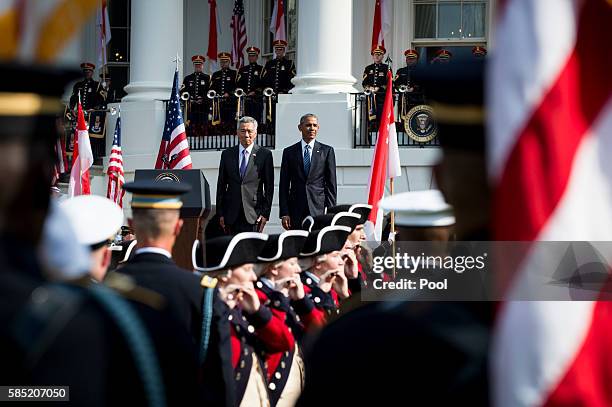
left=291, top=0, right=358, bottom=94
left=123, top=0, right=183, bottom=102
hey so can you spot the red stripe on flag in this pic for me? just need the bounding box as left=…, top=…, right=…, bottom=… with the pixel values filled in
left=493, top=0, right=612, bottom=242
left=367, top=71, right=394, bottom=223
left=541, top=296, right=612, bottom=406
left=169, top=148, right=191, bottom=169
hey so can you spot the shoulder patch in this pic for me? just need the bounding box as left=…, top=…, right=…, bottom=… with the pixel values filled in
left=201, top=275, right=218, bottom=288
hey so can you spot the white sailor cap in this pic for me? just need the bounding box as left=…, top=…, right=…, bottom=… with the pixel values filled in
left=378, top=190, right=455, bottom=227
left=60, top=195, right=124, bottom=249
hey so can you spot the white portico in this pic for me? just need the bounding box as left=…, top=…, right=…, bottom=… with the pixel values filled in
left=94, top=0, right=449, bottom=230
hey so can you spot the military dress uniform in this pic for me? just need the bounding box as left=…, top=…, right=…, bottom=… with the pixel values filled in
left=182, top=55, right=211, bottom=135
left=261, top=40, right=296, bottom=124
left=193, top=233, right=295, bottom=407
left=362, top=46, right=391, bottom=128
left=237, top=46, right=264, bottom=122
left=69, top=62, right=101, bottom=111
left=261, top=57, right=296, bottom=95
left=211, top=52, right=238, bottom=125
left=394, top=49, right=425, bottom=108
left=254, top=231, right=327, bottom=406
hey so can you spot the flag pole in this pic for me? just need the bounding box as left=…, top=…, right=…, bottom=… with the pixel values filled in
left=390, top=176, right=396, bottom=279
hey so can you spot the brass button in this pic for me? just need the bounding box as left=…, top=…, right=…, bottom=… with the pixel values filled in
left=275, top=372, right=282, bottom=380
left=269, top=382, right=276, bottom=391
left=248, top=325, right=255, bottom=333
left=236, top=372, right=241, bottom=381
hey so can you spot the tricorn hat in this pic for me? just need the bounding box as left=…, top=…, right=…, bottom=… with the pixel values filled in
left=257, top=230, right=309, bottom=262
left=192, top=232, right=268, bottom=273
left=300, top=226, right=351, bottom=257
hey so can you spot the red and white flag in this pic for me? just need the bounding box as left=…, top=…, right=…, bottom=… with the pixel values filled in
left=96, top=0, right=111, bottom=67
left=106, top=116, right=125, bottom=207
left=371, top=0, right=391, bottom=51
left=365, top=71, right=401, bottom=242
left=207, top=0, right=221, bottom=72
left=270, top=0, right=286, bottom=42
left=68, top=101, right=93, bottom=197
left=490, top=1, right=612, bottom=406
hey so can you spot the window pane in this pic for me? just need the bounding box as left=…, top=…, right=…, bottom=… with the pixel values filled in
left=463, top=3, right=486, bottom=38
left=108, top=28, right=128, bottom=63
left=108, top=0, right=128, bottom=28
left=107, top=65, right=128, bottom=100
left=287, top=0, right=297, bottom=50
left=414, top=4, right=436, bottom=39
left=438, top=2, right=461, bottom=38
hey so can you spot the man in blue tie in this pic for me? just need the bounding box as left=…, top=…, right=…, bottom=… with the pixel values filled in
left=279, top=114, right=338, bottom=230
left=216, top=116, right=274, bottom=234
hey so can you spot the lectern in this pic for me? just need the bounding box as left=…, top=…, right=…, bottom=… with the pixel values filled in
left=133, top=169, right=211, bottom=270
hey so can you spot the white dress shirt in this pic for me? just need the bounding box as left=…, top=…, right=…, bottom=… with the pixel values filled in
left=134, top=247, right=172, bottom=259
left=238, top=143, right=255, bottom=172
left=301, top=139, right=315, bottom=163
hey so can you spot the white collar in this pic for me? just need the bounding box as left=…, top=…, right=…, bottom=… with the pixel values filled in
left=239, top=143, right=255, bottom=155
left=259, top=277, right=275, bottom=289
left=301, top=139, right=315, bottom=150
left=134, top=247, right=172, bottom=259
left=304, top=270, right=320, bottom=284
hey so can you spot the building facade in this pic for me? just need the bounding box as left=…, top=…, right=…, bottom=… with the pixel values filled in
left=75, top=0, right=495, bottom=231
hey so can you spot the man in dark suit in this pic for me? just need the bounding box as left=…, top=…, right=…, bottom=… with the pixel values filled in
left=117, top=180, right=235, bottom=405
left=117, top=181, right=206, bottom=345
left=279, top=113, right=337, bottom=230
left=216, top=116, right=274, bottom=234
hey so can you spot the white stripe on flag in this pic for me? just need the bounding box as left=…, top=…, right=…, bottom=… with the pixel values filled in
left=487, top=0, right=579, bottom=180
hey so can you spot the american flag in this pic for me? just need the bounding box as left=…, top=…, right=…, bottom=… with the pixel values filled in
left=106, top=117, right=125, bottom=208
left=155, top=69, right=192, bottom=170
left=52, top=135, right=68, bottom=186
left=230, top=0, right=247, bottom=69
left=490, top=1, right=612, bottom=406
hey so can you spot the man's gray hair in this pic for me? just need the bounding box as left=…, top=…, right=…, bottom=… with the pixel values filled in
left=237, top=116, right=258, bottom=130
left=299, top=113, right=318, bottom=126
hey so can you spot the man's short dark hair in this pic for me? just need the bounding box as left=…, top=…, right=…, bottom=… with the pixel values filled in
left=299, top=113, right=318, bottom=126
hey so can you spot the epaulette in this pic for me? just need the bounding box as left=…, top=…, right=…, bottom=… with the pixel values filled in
left=200, top=275, right=218, bottom=289
left=104, top=273, right=166, bottom=310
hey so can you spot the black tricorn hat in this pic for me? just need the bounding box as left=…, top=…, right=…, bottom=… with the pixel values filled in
left=300, top=226, right=352, bottom=257
left=327, top=204, right=372, bottom=224
left=412, top=57, right=485, bottom=152
left=303, top=212, right=361, bottom=232
left=257, top=230, right=309, bottom=262
left=192, top=232, right=268, bottom=273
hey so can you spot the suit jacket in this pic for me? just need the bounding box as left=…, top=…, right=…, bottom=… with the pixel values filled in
left=116, top=252, right=235, bottom=405
left=216, top=144, right=274, bottom=225
left=279, top=140, right=337, bottom=225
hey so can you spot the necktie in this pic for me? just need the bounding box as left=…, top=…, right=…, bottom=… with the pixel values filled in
left=303, top=145, right=311, bottom=175
left=240, top=149, right=249, bottom=179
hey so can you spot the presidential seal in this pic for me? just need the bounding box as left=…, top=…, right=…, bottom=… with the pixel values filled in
left=155, top=173, right=181, bottom=183
left=403, top=105, right=438, bottom=143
